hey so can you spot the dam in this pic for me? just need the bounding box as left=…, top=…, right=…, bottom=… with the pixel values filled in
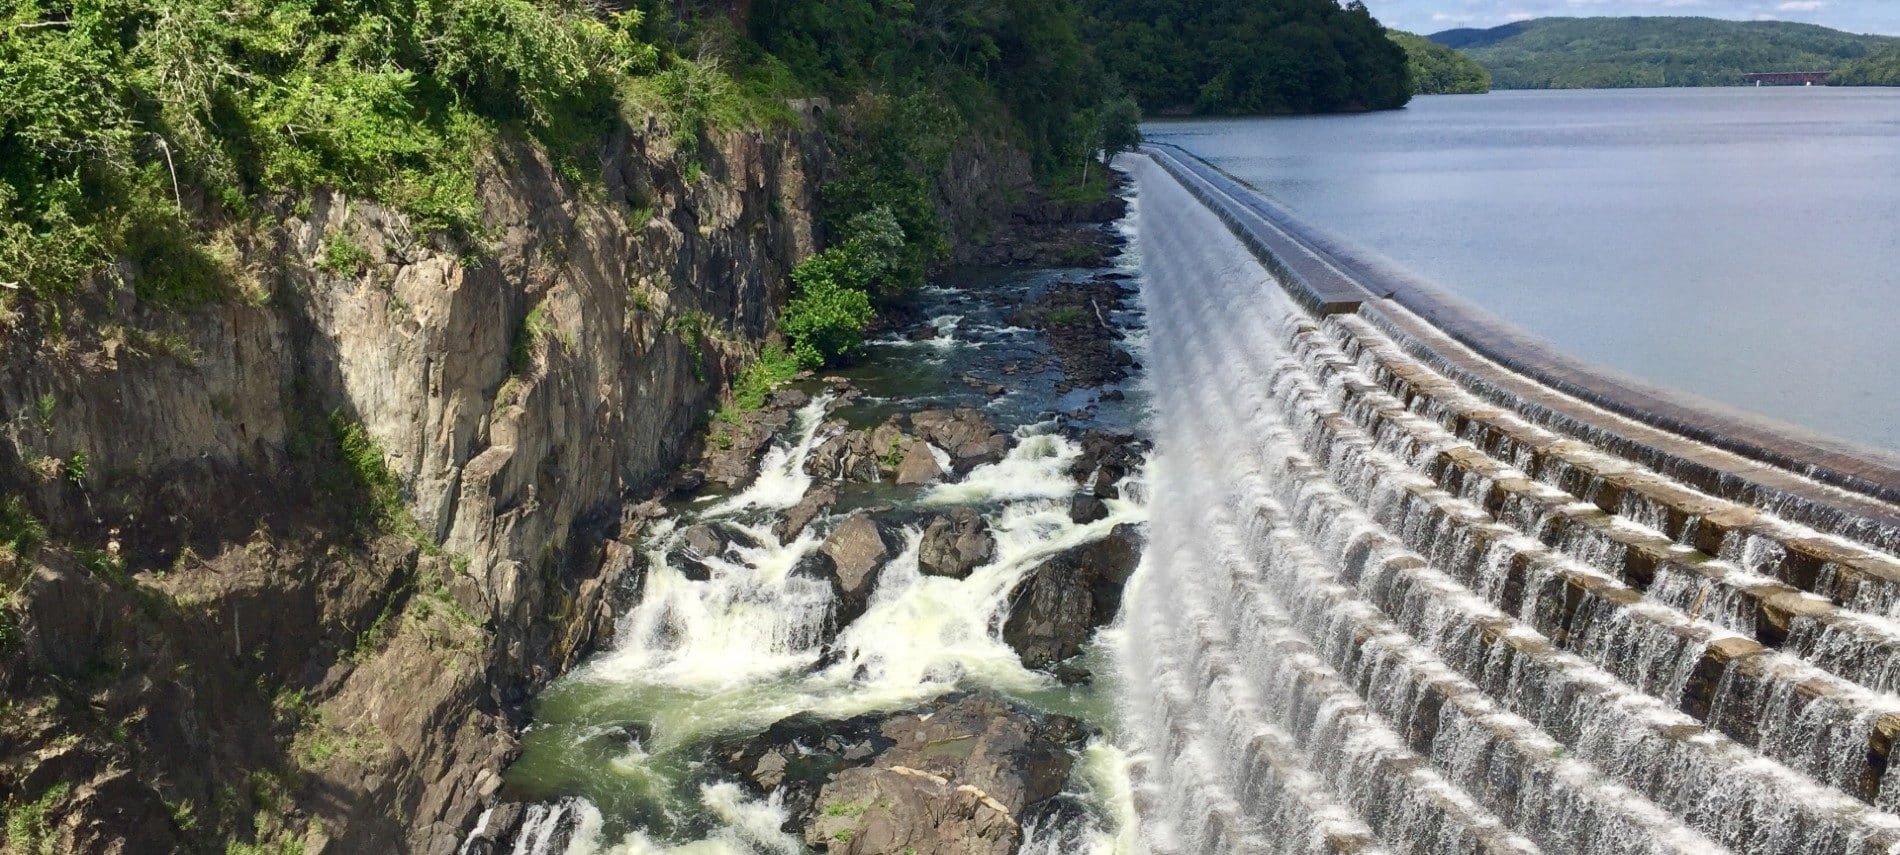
left=1120, top=145, right=1900, bottom=854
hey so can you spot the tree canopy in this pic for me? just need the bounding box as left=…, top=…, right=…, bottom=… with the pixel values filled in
left=1432, top=16, right=1898, bottom=89
left=1834, top=44, right=1900, bottom=86
left=1388, top=31, right=1490, bottom=94
left=1081, top=0, right=1411, bottom=115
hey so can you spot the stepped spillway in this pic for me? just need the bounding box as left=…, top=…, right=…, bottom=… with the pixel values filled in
left=1119, top=149, right=1900, bottom=855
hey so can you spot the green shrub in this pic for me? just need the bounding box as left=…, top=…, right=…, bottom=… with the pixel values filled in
left=4, top=781, right=70, bottom=855
left=318, top=236, right=372, bottom=276
left=0, top=496, right=45, bottom=557
left=780, top=247, right=876, bottom=368
left=509, top=302, right=555, bottom=376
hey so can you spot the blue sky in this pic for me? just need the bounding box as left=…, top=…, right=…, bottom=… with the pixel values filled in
left=1363, top=0, right=1900, bottom=35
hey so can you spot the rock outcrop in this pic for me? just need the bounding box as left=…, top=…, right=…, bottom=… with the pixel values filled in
left=809, top=512, right=894, bottom=628
left=0, top=120, right=822, bottom=853
left=1003, top=524, right=1144, bottom=676
left=917, top=509, right=996, bottom=579
left=724, top=692, right=1087, bottom=855
left=909, top=409, right=1010, bottom=475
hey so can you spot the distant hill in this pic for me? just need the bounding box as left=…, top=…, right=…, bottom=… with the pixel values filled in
left=1389, top=31, right=1491, bottom=94
left=1428, top=16, right=1899, bottom=89
left=1835, top=44, right=1900, bottom=86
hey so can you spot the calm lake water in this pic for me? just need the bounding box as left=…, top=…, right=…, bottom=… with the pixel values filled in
left=1148, top=87, right=1900, bottom=455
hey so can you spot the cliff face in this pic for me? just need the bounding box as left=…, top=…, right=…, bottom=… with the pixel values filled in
left=0, top=119, right=821, bottom=853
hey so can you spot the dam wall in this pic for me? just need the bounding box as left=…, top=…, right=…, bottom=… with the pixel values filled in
left=1122, top=148, right=1900, bottom=854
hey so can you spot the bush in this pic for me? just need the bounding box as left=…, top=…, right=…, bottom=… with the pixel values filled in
left=780, top=247, right=876, bottom=367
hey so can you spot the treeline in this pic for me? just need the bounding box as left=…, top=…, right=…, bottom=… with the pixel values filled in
left=1389, top=31, right=1491, bottom=94
left=1082, top=0, right=1411, bottom=115
left=0, top=0, right=1148, bottom=368
left=1433, top=16, right=1898, bottom=89
left=1834, top=45, right=1900, bottom=86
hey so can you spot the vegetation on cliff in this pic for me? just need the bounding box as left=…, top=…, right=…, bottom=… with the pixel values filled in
left=1080, top=0, right=1411, bottom=115
left=1432, top=17, right=1897, bottom=89
left=1390, top=30, right=1491, bottom=94
left=1834, top=44, right=1900, bottom=86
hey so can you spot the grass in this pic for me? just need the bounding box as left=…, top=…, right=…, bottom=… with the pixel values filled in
left=509, top=302, right=555, bottom=376
left=709, top=343, right=799, bottom=450
left=5, top=781, right=70, bottom=855
left=33, top=394, right=53, bottom=432
left=317, top=235, right=372, bottom=277
left=1044, top=306, right=1084, bottom=325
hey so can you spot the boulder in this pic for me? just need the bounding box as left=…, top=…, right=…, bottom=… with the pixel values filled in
left=667, top=524, right=729, bottom=581
left=1002, top=524, right=1143, bottom=676
left=702, top=406, right=794, bottom=489
left=917, top=509, right=995, bottom=579
left=806, top=426, right=881, bottom=482
left=774, top=486, right=838, bottom=545
left=910, top=409, right=1009, bottom=473
left=801, top=693, right=1086, bottom=855
left=1068, top=493, right=1108, bottom=525
left=893, top=441, right=946, bottom=486
left=807, top=513, right=892, bottom=628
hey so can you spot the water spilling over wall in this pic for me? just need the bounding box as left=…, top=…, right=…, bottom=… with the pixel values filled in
left=1121, top=150, right=1900, bottom=855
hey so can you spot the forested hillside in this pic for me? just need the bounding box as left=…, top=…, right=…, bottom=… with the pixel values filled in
left=1432, top=16, right=1897, bottom=89
left=1390, top=30, right=1491, bottom=94
left=1834, top=44, right=1900, bottom=85
left=1083, top=0, right=1411, bottom=115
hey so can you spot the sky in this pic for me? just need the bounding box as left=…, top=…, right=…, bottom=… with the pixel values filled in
left=1362, top=0, right=1900, bottom=35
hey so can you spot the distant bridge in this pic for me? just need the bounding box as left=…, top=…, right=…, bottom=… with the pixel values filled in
left=1745, top=71, right=1831, bottom=86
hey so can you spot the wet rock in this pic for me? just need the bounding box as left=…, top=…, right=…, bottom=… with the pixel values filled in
left=668, top=524, right=728, bottom=581
left=769, top=388, right=812, bottom=410
left=720, top=709, right=893, bottom=827
left=669, top=468, right=706, bottom=495
left=702, top=406, right=794, bottom=490
left=1003, top=524, right=1143, bottom=676
left=1017, top=279, right=1132, bottom=389
left=1067, top=428, right=1149, bottom=499
left=809, top=513, right=892, bottom=627
left=802, top=692, right=1087, bottom=855
left=910, top=408, right=1009, bottom=473
left=806, top=425, right=881, bottom=482
left=1069, top=493, right=1109, bottom=525
left=894, top=441, right=946, bottom=486
left=869, top=419, right=911, bottom=478
left=774, top=486, right=838, bottom=544
left=917, top=509, right=996, bottom=579
left=908, top=323, right=940, bottom=341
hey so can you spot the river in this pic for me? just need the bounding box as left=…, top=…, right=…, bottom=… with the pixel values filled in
left=1147, top=87, right=1900, bottom=454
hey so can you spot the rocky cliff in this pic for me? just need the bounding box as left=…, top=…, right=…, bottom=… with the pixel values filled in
left=0, top=117, right=823, bottom=853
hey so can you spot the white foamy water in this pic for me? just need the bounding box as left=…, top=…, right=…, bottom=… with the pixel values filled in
left=1119, top=148, right=1900, bottom=855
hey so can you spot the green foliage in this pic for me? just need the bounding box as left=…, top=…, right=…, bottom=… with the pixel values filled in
left=1835, top=45, right=1900, bottom=86
left=1434, top=17, right=1898, bottom=89
left=63, top=451, right=87, bottom=485
left=4, top=781, right=69, bottom=855
left=33, top=393, right=53, bottom=432
left=1098, top=95, right=1144, bottom=161
left=0, top=0, right=658, bottom=298
left=780, top=248, right=876, bottom=368
left=715, top=343, right=801, bottom=427
left=318, top=235, right=372, bottom=277
left=0, top=496, right=45, bottom=557
left=1083, top=0, right=1411, bottom=115
left=1389, top=31, right=1491, bottom=94
left=509, top=302, right=555, bottom=376
left=329, top=413, right=403, bottom=532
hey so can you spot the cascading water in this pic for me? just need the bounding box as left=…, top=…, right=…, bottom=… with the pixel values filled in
left=490, top=197, right=1154, bottom=854
left=1120, top=150, right=1900, bottom=855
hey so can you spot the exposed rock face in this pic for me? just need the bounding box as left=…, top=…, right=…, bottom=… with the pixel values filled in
left=1069, top=429, right=1150, bottom=500
left=893, top=440, right=946, bottom=486
left=917, top=509, right=996, bottom=579
left=0, top=121, right=822, bottom=853
left=806, top=425, right=882, bottom=482
left=774, top=485, right=838, bottom=544
left=811, top=512, right=893, bottom=627
left=1003, top=524, right=1144, bottom=675
left=909, top=409, right=1010, bottom=474
left=802, top=692, right=1086, bottom=855
left=1069, top=493, right=1109, bottom=524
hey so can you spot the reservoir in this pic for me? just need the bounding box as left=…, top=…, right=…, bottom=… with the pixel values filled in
left=1148, top=87, right=1900, bottom=454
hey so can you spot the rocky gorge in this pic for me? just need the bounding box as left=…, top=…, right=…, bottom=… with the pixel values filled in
left=468, top=182, right=1150, bottom=853
left=0, top=77, right=1145, bottom=855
